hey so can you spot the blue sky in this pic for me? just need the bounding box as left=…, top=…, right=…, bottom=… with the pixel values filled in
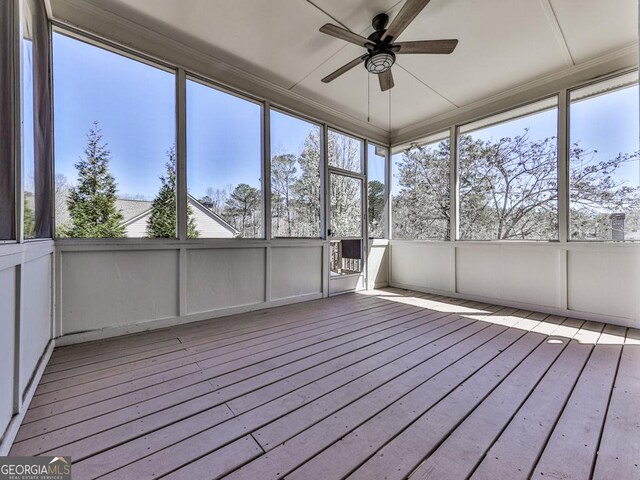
left=467, top=86, right=639, bottom=187
left=469, top=108, right=558, bottom=143
left=53, top=32, right=638, bottom=203
left=571, top=85, right=639, bottom=183
left=54, top=33, right=176, bottom=200
left=367, top=144, right=386, bottom=187
left=54, top=32, right=318, bottom=200
left=270, top=110, right=320, bottom=168
left=470, top=86, right=639, bottom=181
left=187, top=79, right=262, bottom=197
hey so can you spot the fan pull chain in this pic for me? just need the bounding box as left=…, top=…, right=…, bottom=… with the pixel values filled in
left=367, top=73, right=371, bottom=123
left=388, top=86, right=392, bottom=131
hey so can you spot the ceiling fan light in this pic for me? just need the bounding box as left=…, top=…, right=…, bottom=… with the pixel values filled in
left=365, top=51, right=395, bottom=74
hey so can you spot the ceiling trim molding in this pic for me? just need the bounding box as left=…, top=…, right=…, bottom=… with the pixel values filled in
left=538, top=0, right=575, bottom=67
left=49, top=0, right=391, bottom=144
left=43, top=0, right=54, bottom=19
left=392, top=43, right=638, bottom=146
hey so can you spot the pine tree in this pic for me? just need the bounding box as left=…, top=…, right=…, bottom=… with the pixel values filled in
left=65, top=123, right=125, bottom=238
left=147, top=147, right=199, bottom=238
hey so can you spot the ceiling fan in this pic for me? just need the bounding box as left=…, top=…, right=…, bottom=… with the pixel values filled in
left=319, top=0, right=458, bottom=92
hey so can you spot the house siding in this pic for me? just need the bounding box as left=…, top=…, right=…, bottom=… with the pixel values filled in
left=123, top=200, right=236, bottom=238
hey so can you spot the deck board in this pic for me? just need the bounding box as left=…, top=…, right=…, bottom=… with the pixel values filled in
left=35, top=307, right=406, bottom=412
left=69, top=305, right=486, bottom=476
left=531, top=323, right=624, bottom=480
left=408, top=318, right=591, bottom=480
left=288, top=315, right=548, bottom=480
left=347, top=317, right=578, bottom=480
left=226, top=325, right=521, bottom=480
left=468, top=319, right=591, bottom=480
left=29, top=297, right=390, bottom=409
left=14, top=296, right=430, bottom=451
left=10, top=288, right=635, bottom=480
left=592, top=328, right=640, bottom=479
left=45, top=300, right=465, bottom=463
left=38, top=297, right=393, bottom=390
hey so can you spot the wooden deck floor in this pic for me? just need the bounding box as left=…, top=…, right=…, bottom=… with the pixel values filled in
left=10, top=288, right=640, bottom=480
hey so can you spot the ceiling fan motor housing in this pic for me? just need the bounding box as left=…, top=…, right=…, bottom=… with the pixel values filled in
left=365, top=50, right=396, bottom=74
left=365, top=13, right=396, bottom=74
left=318, top=0, right=459, bottom=90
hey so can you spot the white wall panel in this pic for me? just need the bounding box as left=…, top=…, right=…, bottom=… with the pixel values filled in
left=500, top=247, right=562, bottom=306
left=270, top=247, right=322, bottom=300
left=20, top=255, right=52, bottom=394
left=0, top=242, right=53, bottom=454
left=390, top=241, right=640, bottom=326
left=455, top=246, right=502, bottom=299
left=187, top=248, right=265, bottom=314
left=568, top=249, right=640, bottom=320
left=367, top=242, right=388, bottom=289
left=56, top=243, right=327, bottom=342
left=329, top=274, right=364, bottom=295
left=0, top=267, right=16, bottom=436
left=456, top=245, right=562, bottom=307
left=391, top=242, right=453, bottom=291
left=60, top=250, right=179, bottom=333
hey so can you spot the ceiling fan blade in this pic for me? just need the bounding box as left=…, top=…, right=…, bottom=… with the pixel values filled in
left=322, top=55, right=368, bottom=83
left=383, top=0, right=432, bottom=42
left=319, top=24, right=371, bottom=48
left=379, top=69, right=394, bottom=92
left=396, top=39, right=458, bottom=54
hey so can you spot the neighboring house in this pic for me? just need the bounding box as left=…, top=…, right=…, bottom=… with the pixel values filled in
left=187, top=196, right=240, bottom=238
left=119, top=195, right=238, bottom=238
left=56, top=194, right=238, bottom=238
left=625, top=230, right=640, bottom=240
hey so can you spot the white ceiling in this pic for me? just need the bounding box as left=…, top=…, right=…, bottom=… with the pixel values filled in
left=66, top=0, right=637, bottom=134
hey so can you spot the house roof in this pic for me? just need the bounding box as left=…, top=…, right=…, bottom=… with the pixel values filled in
left=118, top=195, right=238, bottom=235
left=56, top=194, right=240, bottom=236
left=185, top=195, right=239, bottom=236
left=116, top=198, right=154, bottom=223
